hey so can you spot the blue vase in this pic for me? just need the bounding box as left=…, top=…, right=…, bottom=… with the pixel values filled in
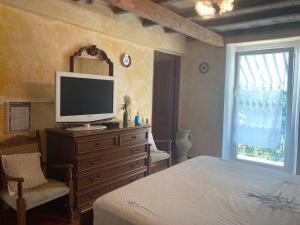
left=134, top=112, right=140, bottom=126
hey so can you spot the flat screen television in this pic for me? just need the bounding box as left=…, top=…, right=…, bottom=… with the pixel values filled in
left=56, top=72, right=116, bottom=128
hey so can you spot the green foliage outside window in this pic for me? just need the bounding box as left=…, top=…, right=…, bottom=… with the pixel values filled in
left=237, top=92, right=287, bottom=164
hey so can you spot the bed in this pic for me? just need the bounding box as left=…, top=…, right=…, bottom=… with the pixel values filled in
left=93, top=156, right=300, bottom=225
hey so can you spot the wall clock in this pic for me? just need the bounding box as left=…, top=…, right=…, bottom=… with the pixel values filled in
left=120, top=53, right=131, bottom=67
left=199, top=62, right=209, bottom=73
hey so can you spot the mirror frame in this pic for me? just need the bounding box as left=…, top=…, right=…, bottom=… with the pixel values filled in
left=70, top=45, right=114, bottom=76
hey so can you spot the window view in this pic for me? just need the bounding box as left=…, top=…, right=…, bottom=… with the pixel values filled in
left=234, top=50, right=291, bottom=167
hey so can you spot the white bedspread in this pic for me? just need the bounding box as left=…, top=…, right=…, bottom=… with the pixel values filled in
left=93, top=156, right=300, bottom=225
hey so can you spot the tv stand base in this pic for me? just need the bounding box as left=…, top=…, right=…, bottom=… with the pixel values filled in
left=65, top=123, right=106, bottom=131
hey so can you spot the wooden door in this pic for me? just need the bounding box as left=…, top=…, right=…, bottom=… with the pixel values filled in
left=152, top=52, right=180, bottom=161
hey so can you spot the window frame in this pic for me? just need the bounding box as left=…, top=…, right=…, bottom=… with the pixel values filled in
left=222, top=38, right=300, bottom=174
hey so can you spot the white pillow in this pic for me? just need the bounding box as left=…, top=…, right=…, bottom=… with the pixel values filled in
left=148, top=132, right=158, bottom=151
left=1, top=152, right=48, bottom=196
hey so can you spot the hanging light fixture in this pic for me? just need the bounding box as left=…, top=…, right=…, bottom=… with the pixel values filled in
left=218, top=0, right=234, bottom=15
left=195, top=0, right=216, bottom=19
left=195, top=0, right=235, bottom=19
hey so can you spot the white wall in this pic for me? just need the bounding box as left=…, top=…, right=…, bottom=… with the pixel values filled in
left=179, top=42, right=226, bottom=158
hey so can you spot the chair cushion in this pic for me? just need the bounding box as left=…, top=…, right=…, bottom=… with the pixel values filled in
left=151, top=150, right=170, bottom=163
left=1, top=152, right=48, bottom=195
left=0, top=179, right=69, bottom=210
left=148, top=132, right=158, bottom=151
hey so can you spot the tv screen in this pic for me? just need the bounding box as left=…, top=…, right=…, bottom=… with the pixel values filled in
left=56, top=72, right=115, bottom=123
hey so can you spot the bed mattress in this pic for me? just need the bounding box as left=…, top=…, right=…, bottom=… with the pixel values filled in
left=94, top=156, right=300, bottom=225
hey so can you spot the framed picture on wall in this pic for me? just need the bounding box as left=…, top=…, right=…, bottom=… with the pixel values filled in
left=6, top=102, right=31, bottom=133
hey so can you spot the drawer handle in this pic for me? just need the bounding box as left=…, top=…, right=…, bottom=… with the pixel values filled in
left=94, top=143, right=101, bottom=147
left=89, top=174, right=102, bottom=182
left=88, top=158, right=101, bottom=165
left=130, top=162, right=140, bottom=168
left=113, top=136, right=118, bottom=145
left=129, top=176, right=138, bottom=182
left=88, top=190, right=101, bottom=199
left=131, top=147, right=140, bottom=154
left=131, top=135, right=137, bottom=139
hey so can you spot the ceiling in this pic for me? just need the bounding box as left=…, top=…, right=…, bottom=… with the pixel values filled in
left=77, top=0, right=300, bottom=43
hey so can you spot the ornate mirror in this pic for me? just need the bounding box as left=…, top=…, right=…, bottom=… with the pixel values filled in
left=70, top=45, right=113, bottom=76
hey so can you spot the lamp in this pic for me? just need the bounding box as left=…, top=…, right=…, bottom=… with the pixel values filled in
left=195, top=0, right=234, bottom=18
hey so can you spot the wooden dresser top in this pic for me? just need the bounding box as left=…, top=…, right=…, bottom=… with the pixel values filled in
left=46, top=124, right=151, bottom=137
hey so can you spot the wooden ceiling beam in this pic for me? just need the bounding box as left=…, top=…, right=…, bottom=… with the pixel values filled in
left=146, top=0, right=295, bottom=27
left=221, top=21, right=300, bottom=36
left=111, top=0, right=176, bottom=15
left=208, top=14, right=300, bottom=32
left=143, top=19, right=159, bottom=27
left=189, top=0, right=285, bottom=19
left=185, top=0, right=286, bottom=18
left=111, top=6, right=127, bottom=14
left=164, top=27, right=177, bottom=33
left=143, top=0, right=286, bottom=27
left=197, top=5, right=300, bottom=28
left=104, top=0, right=224, bottom=47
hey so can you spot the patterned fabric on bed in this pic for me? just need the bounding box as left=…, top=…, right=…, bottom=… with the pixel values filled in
left=94, top=156, right=300, bottom=225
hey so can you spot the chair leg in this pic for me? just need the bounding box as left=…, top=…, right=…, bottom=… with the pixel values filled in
left=67, top=180, right=74, bottom=224
left=0, top=199, right=4, bottom=220
left=17, top=197, right=26, bottom=225
left=67, top=205, right=74, bottom=224
left=0, top=198, right=3, bottom=210
left=168, top=158, right=171, bottom=167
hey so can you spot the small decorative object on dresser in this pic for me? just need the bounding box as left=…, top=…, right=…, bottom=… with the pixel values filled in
left=176, top=128, right=192, bottom=163
left=121, top=95, right=131, bottom=128
left=46, top=125, right=150, bottom=216
left=134, top=112, right=141, bottom=126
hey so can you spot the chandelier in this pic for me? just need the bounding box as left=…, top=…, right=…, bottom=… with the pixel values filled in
left=195, top=0, right=234, bottom=19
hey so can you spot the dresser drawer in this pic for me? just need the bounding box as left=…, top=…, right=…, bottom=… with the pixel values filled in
left=77, top=170, right=146, bottom=207
left=77, top=145, right=148, bottom=172
left=77, top=135, right=118, bottom=154
left=120, top=130, right=148, bottom=146
left=78, top=158, right=146, bottom=189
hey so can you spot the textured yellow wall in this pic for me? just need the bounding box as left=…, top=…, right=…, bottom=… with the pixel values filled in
left=0, top=2, right=186, bottom=141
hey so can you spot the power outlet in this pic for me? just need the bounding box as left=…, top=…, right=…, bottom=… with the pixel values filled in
left=0, top=96, right=5, bottom=105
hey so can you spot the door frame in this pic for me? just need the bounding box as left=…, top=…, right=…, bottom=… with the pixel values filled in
left=152, top=51, right=181, bottom=162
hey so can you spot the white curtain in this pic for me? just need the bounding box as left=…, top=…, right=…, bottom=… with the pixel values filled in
left=234, top=89, right=283, bottom=149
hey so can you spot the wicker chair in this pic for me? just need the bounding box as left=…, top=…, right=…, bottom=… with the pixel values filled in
left=0, top=131, right=74, bottom=225
left=149, top=132, right=172, bottom=174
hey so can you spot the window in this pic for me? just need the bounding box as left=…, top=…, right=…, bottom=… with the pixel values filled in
left=223, top=39, right=300, bottom=174
left=234, top=49, right=292, bottom=167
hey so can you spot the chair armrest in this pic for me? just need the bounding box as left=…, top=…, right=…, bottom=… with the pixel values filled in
left=154, top=139, right=172, bottom=153
left=154, top=139, right=172, bottom=144
left=42, top=163, right=73, bottom=181
left=2, top=174, right=24, bottom=183
left=42, top=163, right=73, bottom=169
left=2, top=174, right=24, bottom=198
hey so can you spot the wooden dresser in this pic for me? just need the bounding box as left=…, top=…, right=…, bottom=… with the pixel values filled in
left=46, top=125, right=150, bottom=214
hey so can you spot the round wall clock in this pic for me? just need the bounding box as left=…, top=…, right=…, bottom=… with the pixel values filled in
left=120, top=54, right=131, bottom=67
left=199, top=62, right=209, bottom=73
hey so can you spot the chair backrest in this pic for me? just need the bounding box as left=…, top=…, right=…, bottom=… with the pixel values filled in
left=0, top=131, right=41, bottom=190
left=148, top=132, right=158, bottom=151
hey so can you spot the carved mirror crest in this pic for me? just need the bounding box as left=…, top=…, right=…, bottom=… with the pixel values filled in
left=70, top=45, right=113, bottom=76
